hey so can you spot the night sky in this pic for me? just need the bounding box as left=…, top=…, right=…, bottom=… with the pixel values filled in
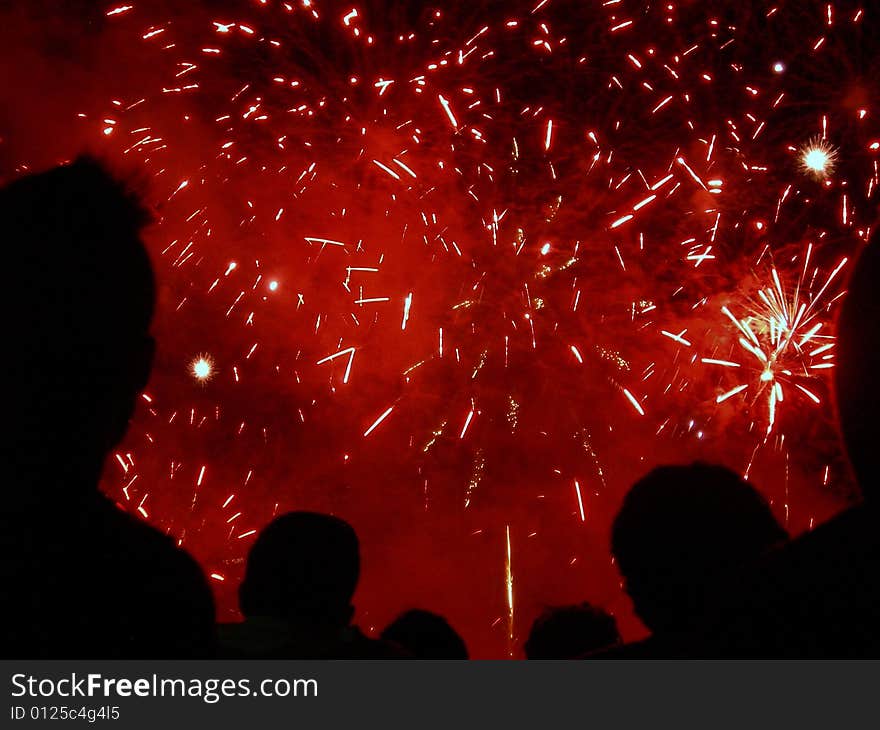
left=1, top=0, right=876, bottom=656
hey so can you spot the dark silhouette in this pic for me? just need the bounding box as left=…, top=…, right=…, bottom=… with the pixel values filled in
left=610, top=463, right=787, bottom=637
left=381, top=609, right=469, bottom=659
left=524, top=603, right=620, bottom=659
left=0, top=157, right=215, bottom=657
left=835, top=237, right=880, bottom=495
left=220, top=511, right=404, bottom=658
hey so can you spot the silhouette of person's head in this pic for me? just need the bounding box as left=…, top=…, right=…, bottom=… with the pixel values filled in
left=381, top=609, right=468, bottom=659
left=524, top=603, right=620, bottom=659
left=611, top=463, right=787, bottom=634
left=835, top=234, right=880, bottom=497
left=240, top=512, right=360, bottom=629
left=3, top=157, right=154, bottom=497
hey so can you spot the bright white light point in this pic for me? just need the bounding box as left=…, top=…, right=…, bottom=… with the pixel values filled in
left=773, top=62, right=785, bottom=73
left=800, top=139, right=836, bottom=177
left=540, top=242, right=551, bottom=255
left=191, top=356, right=214, bottom=381
left=574, top=480, right=585, bottom=522
left=401, top=292, right=413, bottom=330
left=363, top=406, right=394, bottom=437
left=268, top=280, right=279, bottom=292
left=460, top=409, right=475, bottom=439
left=804, top=148, right=829, bottom=172
left=760, top=369, right=774, bottom=382
left=622, top=388, right=645, bottom=416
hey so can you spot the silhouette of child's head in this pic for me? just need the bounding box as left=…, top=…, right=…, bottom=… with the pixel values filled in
left=835, top=233, right=880, bottom=497
left=240, top=512, right=360, bottom=628
left=611, top=463, right=787, bottom=634
left=381, top=609, right=468, bottom=659
left=524, top=602, right=620, bottom=659
left=3, top=157, right=154, bottom=489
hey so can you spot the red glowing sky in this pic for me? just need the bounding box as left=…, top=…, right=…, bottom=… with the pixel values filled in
left=2, top=0, right=876, bottom=656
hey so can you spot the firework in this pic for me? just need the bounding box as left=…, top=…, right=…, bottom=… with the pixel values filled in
left=190, top=355, right=216, bottom=383
left=800, top=137, right=838, bottom=179
left=702, top=247, right=847, bottom=434
left=2, top=0, right=877, bottom=657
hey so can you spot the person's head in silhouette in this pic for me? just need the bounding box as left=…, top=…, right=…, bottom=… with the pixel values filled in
left=835, top=235, right=880, bottom=496
left=240, top=512, right=360, bottom=631
left=2, top=158, right=216, bottom=658
left=3, top=156, right=154, bottom=500
left=381, top=609, right=468, bottom=659
left=611, top=463, right=787, bottom=635
left=524, top=603, right=620, bottom=659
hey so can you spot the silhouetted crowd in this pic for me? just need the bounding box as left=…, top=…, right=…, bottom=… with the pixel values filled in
left=2, top=158, right=878, bottom=659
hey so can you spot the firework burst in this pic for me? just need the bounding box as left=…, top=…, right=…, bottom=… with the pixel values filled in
left=705, top=246, right=847, bottom=434
left=1, top=0, right=877, bottom=655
